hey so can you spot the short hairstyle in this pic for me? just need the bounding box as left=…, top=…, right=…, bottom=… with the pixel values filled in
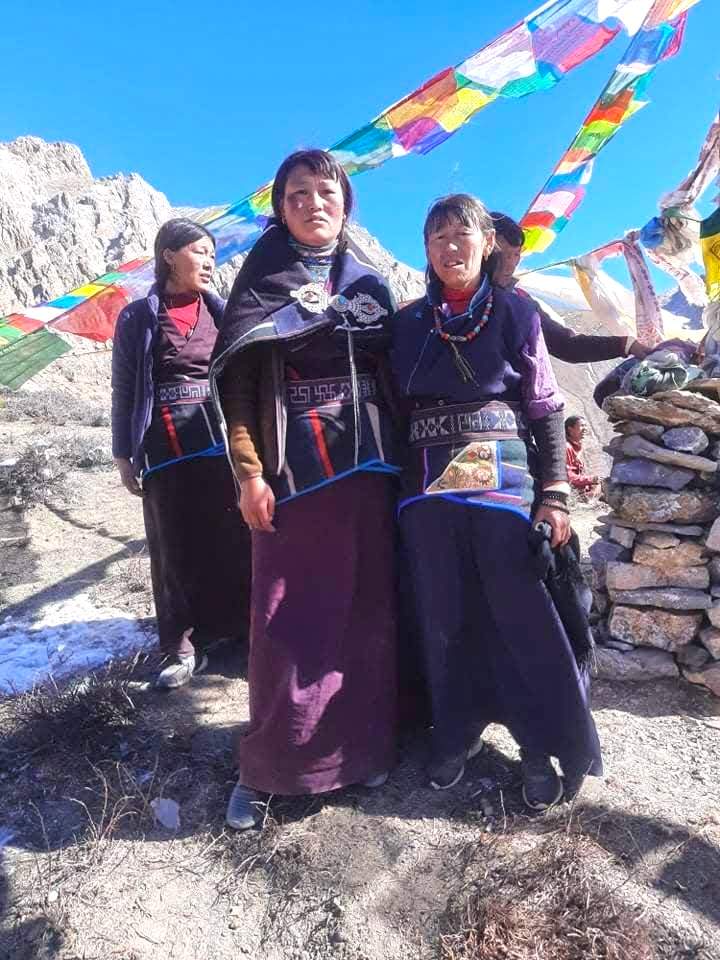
left=423, top=194, right=495, bottom=245
left=154, top=218, right=215, bottom=288
left=271, top=149, right=354, bottom=221
left=565, top=415, right=584, bottom=433
left=490, top=212, right=525, bottom=248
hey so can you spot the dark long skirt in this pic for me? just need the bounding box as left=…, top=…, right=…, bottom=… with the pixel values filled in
left=400, top=499, right=602, bottom=778
left=238, top=472, right=398, bottom=795
left=142, top=456, right=251, bottom=656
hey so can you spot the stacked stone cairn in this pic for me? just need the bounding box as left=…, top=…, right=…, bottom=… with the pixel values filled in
left=591, top=389, right=720, bottom=698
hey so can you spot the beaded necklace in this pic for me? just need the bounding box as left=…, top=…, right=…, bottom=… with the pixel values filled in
left=433, top=289, right=494, bottom=384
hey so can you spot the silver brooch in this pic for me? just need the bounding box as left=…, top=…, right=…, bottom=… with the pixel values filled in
left=290, top=282, right=331, bottom=314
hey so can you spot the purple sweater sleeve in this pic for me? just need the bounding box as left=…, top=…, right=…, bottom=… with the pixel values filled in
left=519, top=312, right=565, bottom=421
left=110, top=308, right=136, bottom=459
left=540, top=311, right=627, bottom=363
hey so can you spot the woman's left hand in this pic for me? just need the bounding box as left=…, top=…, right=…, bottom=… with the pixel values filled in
left=534, top=503, right=571, bottom=549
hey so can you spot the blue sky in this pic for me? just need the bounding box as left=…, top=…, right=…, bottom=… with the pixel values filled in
left=1, top=1, right=717, bottom=288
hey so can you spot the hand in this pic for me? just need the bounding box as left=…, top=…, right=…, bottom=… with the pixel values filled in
left=628, top=340, right=651, bottom=360
left=534, top=503, right=571, bottom=549
left=239, top=476, right=276, bottom=532
left=114, top=457, right=143, bottom=497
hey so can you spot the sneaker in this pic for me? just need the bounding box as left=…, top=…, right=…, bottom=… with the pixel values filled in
left=520, top=752, right=563, bottom=810
left=225, top=782, right=263, bottom=830
left=362, top=771, right=389, bottom=788
left=156, top=652, right=208, bottom=690
left=429, top=733, right=485, bottom=791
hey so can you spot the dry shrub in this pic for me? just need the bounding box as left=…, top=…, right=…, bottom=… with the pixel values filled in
left=0, top=388, right=109, bottom=427
left=5, top=666, right=138, bottom=759
left=0, top=434, right=112, bottom=505
left=440, top=834, right=656, bottom=960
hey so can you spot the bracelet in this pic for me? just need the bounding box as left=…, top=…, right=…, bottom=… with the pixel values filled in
left=540, top=500, right=570, bottom=514
left=541, top=489, right=569, bottom=506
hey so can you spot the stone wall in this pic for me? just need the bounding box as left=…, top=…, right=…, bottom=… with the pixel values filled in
left=591, top=388, right=720, bottom=698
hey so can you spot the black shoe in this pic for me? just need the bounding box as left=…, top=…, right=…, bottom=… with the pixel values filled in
left=521, top=752, right=563, bottom=810
left=429, top=734, right=485, bottom=791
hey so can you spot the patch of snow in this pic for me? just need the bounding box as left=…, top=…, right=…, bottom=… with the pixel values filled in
left=0, top=594, right=154, bottom=694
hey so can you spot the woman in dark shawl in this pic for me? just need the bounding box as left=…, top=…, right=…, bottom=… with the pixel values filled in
left=392, top=195, right=602, bottom=809
left=210, top=150, right=401, bottom=829
left=111, top=219, right=251, bottom=688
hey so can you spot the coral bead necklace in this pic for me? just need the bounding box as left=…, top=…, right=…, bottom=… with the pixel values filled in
left=433, top=289, right=494, bottom=384
left=433, top=289, right=494, bottom=343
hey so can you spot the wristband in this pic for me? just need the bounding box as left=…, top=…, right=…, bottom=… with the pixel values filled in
left=540, top=500, right=570, bottom=515
left=540, top=489, right=569, bottom=506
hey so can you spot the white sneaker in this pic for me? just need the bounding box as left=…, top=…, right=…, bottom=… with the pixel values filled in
left=156, top=652, right=208, bottom=689
left=362, top=771, right=389, bottom=788
left=226, top=782, right=263, bottom=830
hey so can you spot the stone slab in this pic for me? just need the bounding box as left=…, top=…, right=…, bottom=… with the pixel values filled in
left=606, top=486, right=719, bottom=525
left=699, top=626, right=720, bottom=659
left=682, top=662, right=720, bottom=697
left=705, top=517, right=720, bottom=552
left=608, top=604, right=701, bottom=651
left=633, top=541, right=707, bottom=568
left=615, top=420, right=666, bottom=441
left=707, top=602, right=720, bottom=628
left=662, top=426, right=709, bottom=454
left=608, top=588, right=712, bottom=610
left=676, top=644, right=712, bottom=670
left=606, top=561, right=709, bottom=592
left=637, top=531, right=681, bottom=548
left=603, top=393, right=720, bottom=434
left=608, top=525, right=636, bottom=549
left=592, top=647, right=679, bottom=681
left=610, top=458, right=694, bottom=491
left=601, top=516, right=705, bottom=537
left=620, top=434, right=717, bottom=473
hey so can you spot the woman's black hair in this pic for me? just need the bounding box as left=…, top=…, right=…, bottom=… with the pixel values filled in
left=423, top=194, right=494, bottom=245
left=490, top=212, right=525, bottom=248
left=154, top=218, right=216, bottom=289
left=270, top=149, right=354, bottom=222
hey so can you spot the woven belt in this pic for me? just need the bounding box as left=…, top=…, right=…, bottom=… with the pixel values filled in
left=154, top=380, right=211, bottom=405
left=286, top=374, right=378, bottom=410
left=409, top=400, right=527, bottom=447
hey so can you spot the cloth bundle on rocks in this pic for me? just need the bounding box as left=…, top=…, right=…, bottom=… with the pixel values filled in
left=589, top=387, right=720, bottom=697
left=592, top=340, right=699, bottom=407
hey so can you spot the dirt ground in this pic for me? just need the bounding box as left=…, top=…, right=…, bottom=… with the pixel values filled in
left=2, top=415, right=720, bottom=960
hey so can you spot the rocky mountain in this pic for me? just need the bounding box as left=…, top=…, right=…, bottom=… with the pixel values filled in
left=0, top=138, right=173, bottom=316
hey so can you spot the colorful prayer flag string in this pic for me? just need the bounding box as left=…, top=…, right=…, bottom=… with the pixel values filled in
left=520, top=0, right=697, bottom=256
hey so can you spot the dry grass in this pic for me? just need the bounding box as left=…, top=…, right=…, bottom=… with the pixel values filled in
left=0, top=388, right=109, bottom=427
left=440, top=833, right=660, bottom=960
left=0, top=434, right=112, bottom=506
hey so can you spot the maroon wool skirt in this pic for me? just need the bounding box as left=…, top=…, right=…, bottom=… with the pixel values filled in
left=237, top=472, right=398, bottom=795
left=142, top=456, right=251, bottom=655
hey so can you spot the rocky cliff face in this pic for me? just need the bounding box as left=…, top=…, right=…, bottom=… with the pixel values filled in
left=0, top=138, right=173, bottom=316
